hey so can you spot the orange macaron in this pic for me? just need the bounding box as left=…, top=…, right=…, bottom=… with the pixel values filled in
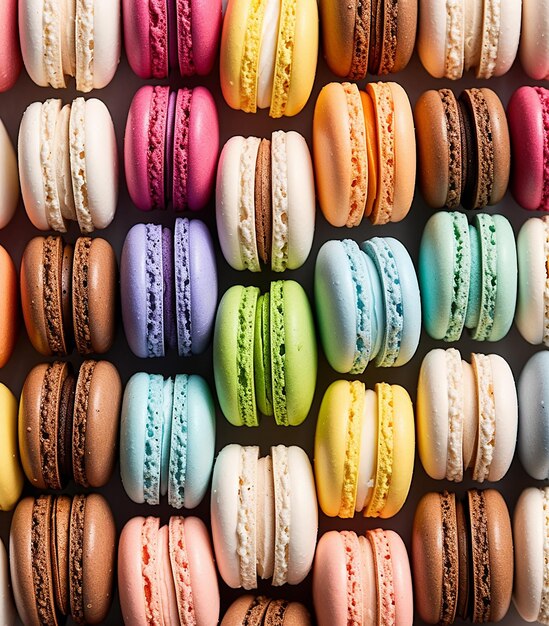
left=0, top=245, right=18, bottom=368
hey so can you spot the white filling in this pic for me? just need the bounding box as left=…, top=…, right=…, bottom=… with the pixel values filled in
left=43, top=0, right=66, bottom=88
left=271, top=131, right=288, bottom=272
left=543, top=218, right=549, bottom=347
left=237, top=446, right=258, bottom=590
left=69, top=98, right=93, bottom=233
left=445, top=0, right=465, bottom=78
left=55, top=104, right=76, bottom=221
left=272, top=445, right=290, bottom=586
left=256, top=456, right=275, bottom=579
left=463, top=0, right=482, bottom=70
left=446, top=348, right=464, bottom=481
left=75, top=0, right=95, bottom=92
left=538, top=488, right=549, bottom=624
left=477, top=0, right=501, bottom=78
left=256, top=0, right=281, bottom=109
left=40, top=100, right=66, bottom=232
left=238, top=137, right=261, bottom=271
left=472, top=353, right=496, bottom=482
left=356, top=389, right=378, bottom=512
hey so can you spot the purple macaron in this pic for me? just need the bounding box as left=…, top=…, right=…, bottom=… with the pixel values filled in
left=121, top=219, right=217, bottom=357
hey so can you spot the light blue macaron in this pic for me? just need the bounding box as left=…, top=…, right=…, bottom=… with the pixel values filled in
left=120, top=372, right=215, bottom=508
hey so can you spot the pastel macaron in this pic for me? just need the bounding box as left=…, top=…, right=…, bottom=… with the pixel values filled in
left=120, top=373, right=215, bottom=509
left=314, top=81, right=415, bottom=226
left=125, top=85, right=219, bottom=212
left=0, top=245, right=18, bottom=368
left=216, top=131, right=315, bottom=272
left=508, top=87, right=549, bottom=211
left=19, top=98, right=118, bottom=232
left=417, top=348, right=517, bottom=483
left=220, top=0, right=319, bottom=117
left=123, top=0, right=222, bottom=78
left=415, top=88, right=510, bottom=210
left=419, top=211, right=517, bottom=342
left=121, top=218, right=217, bottom=358
left=211, top=444, right=318, bottom=589
left=313, top=528, right=413, bottom=626
left=118, top=515, right=219, bottom=626
left=19, top=0, right=120, bottom=91
left=315, top=380, right=415, bottom=519
left=0, top=0, right=21, bottom=92
left=0, top=539, right=16, bottom=625
left=513, top=487, right=549, bottom=623
left=520, top=0, right=549, bottom=79
left=418, top=0, right=521, bottom=79
left=413, top=490, right=513, bottom=624
left=315, top=237, right=421, bottom=373
left=0, top=382, right=23, bottom=511
left=518, top=352, right=549, bottom=480
left=221, top=596, right=311, bottom=626
left=10, top=493, right=116, bottom=626
left=19, top=360, right=122, bottom=490
left=0, top=119, right=19, bottom=229
left=319, top=0, right=417, bottom=79
left=21, top=236, right=117, bottom=356
left=214, top=281, right=317, bottom=427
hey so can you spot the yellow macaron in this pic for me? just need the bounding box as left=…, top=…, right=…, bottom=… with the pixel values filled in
left=314, top=379, right=414, bottom=519
left=0, top=382, right=23, bottom=510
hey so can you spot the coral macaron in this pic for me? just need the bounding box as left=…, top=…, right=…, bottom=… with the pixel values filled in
left=0, top=245, right=18, bottom=368
left=0, top=0, right=21, bottom=92
left=520, top=0, right=549, bottom=80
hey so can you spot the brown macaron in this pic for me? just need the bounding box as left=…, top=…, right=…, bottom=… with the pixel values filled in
left=9, top=493, right=116, bottom=626
left=414, top=87, right=510, bottom=210
left=221, top=595, right=311, bottom=626
left=18, top=360, right=121, bottom=490
left=20, top=235, right=116, bottom=357
left=319, top=0, right=417, bottom=79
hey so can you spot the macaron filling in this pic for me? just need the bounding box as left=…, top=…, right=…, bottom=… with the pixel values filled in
left=257, top=0, right=281, bottom=110
left=339, top=381, right=364, bottom=518
left=446, top=211, right=470, bottom=341
left=271, top=131, right=289, bottom=272
left=272, top=445, right=290, bottom=586
left=69, top=97, right=93, bottom=232
left=168, top=517, right=196, bottom=623
left=237, top=446, right=258, bottom=590
left=446, top=348, right=465, bottom=482
left=41, top=100, right=66, bottom=232
left=254, top=138, right=272, bottom=265
left=471, top=354, right=496, bottom=482
left=239, top=137, right=262, bottom=271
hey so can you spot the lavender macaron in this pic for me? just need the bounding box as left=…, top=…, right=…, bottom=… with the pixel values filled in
left=121, top=218, right=217, bottom=357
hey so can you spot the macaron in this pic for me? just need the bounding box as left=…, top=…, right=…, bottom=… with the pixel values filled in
left=417, top=348, right=518, bottom=483
left=18, top=97, right=118, bottom=232
left=123, top=0, right=222, bottom=78
left=415, top=88, right=510, bottom=210
left=0, top=382, right=23, bottom=511
left=125, top=85, right=219, bottom=212
left=513, top=486, right=549, bottom=623
left=213, top=281, right=317, bottom=427
left=10, top=493, right=116, bottom=625
left=520, top=0, right=549, bottom=79
left=417, top=0, right=521, bottom=79
left=315, top=379, right=415, bottom=519
left=319, top=0, right=417, bottom=79
left=120, top=372, right=215, bottom=509
left=508, top=87, right=549, bottom=212
left=216, top=131, right=315, bottom=272
left=0, top=245, right=18, bottom=368
left=19, top=360, right=121, bottom=490
left=118, top=515, right=219, bottom=626
left=518, top=352, right=549, bottom=480
left=419, top=211, right=517, bottom=342
left=314, top=237, right=420, bottom=373
left=120, top=218, right=217, bottom=358
left=221, top=596, right=311, bottom=626
left=313, top=528, right=413, bottom=626
left=211, top=444, right=318, bottom=589
left=220, top=0, right=319, bottom=117
left=0, top=0, right=21, bottom=92
left=20, top=235, right=117, bottom=356
left=0, top=118, right=19, bottom=229
left=313, top=81, right=415, bottom=226
left=0, top=539, right=16, bottom=626
left=19, top=0, right=120, bottom=91
left=412, top=489, right=513, bottom=624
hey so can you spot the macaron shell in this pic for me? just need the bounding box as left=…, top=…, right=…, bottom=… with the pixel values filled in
left=417, top=0, right=458, bottom=78
left=118, top=516, right=149, bottom=625
left=18, top=0, right=51, bottom=87
left=0, top=119, right=18, bottom=228
left=123, top=0, right=161, bottom=78
left=492, top=0, right=522, bottom=77
left=219, top=0, right=249, bottom=110
left=90, top=0, right=121, bottom=89
left=0, top=0, right=21, bottom=91
left=385, top=530, right=413, bottom=625
left=520, top=0, right=549, bottom=79
left=0, top=383, right=22, bottom=511
left=189, top=0, right=222, bottom=75
left=318, top=0, right=356, bottom=77
left=221, top=595, right=270, bottom=626
left=0, top=539, right=15, bottom=625
left=490, top=214, right=517, bottom=342
left=0, top=246, right=18, bottom=367
left=480, top=88, right=510, bottom=206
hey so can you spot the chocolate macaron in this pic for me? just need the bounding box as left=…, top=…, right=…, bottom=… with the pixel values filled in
left=21, top=235, right=116, bottom=356
left=221, top=595, right=311, bottom=626
left=412, top=489, right=513, bottom=624
left=19, top=360, right=121, bottom=489
left=10, top=493, right=116, bottom=626
left=414, top=88, right=510, bottom=210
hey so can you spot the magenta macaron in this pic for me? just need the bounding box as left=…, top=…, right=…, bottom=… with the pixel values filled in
left=508, top=86, right=549, bottom=211
left=0, top=0, right=21, bottom=92
left=123, top=0, right=222, bottom=78
left=125, top=85, right=219, bottom=212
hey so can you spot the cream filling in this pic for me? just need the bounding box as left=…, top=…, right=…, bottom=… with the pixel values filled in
left=272, top=445, right=290, bottom=586
left=41, top=100, right=66, bottom=232
left=238, top=137, right=261, bottom=271
left=446, top=348, right=464, bottom=482
left=43, top=0, right=66, bottom=88
left=463, top=0, right=482, bottom=70
left=538, top=488, right=549, bottom=624
left=543, top=218, right=549, bottom=347
left=55, top=104, right=76, bottom=221
left=355, top=389, right=378, bottom=512
left=472, top=354, right=496, bottom=482
left=256, top=456, right=275, bottom=580
left=270, top=131, right=288, bottom=272
left=445, top=0, right=465, bottom=79
left=477, top=0, right=500, bottom=78
left=69, top=98, right=93, bottom=233
left=237, top=446, right=258, bottom=590
left=75, top=0, right=95, bottom=92
left=256, top=0, right=281, bottom=109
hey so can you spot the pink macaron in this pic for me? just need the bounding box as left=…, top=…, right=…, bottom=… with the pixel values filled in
left=118, top=515, right=220, bottom=626
left=123, top=0, right=222, bottom=78
left=125, top=85, right=219, bottom=211
left=0, top=0, right=21, bottom=92
left=508, top=86, right=549, bottom=211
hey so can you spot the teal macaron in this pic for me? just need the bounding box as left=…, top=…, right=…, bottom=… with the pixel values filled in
left=120, top=372, right=215, bottom=508
left=314, top=237, right=420, bottom=374
left=420, top=211, right=517, bottom=342
left=213, top=280, right=317, bottom=427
